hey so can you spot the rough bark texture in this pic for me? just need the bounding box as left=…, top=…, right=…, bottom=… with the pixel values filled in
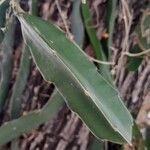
left=0, top=0, right=149, bottom=149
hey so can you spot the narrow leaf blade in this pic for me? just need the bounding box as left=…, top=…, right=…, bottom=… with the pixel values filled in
left=0, top=89, right=63, bottom=146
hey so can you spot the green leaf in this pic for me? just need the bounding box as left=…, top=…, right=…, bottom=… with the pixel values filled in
left=18, top=14, right=133, bottom=144
left=0, top=89, right=64, bottom=145
left=70, top=0, right=84, bottom=48
left=89, top=138, right=104, bottom=150
left=81, top=3, right=103, bottom=61
left=0, top=16, right=16, bottom=113
left=0, top=0, right=9, bottom=43
left=139, top=9, right=150, bottom=50
left=127, top=45, right=143, bottom=71
left=81, top=2, right=112, bottom=83
left=145, top=128, right=150, bottom=149
left=0, top=0, right=9, bottom=28
left=106, top=0, right=117, bottom=49
left=127, top=8, right=150, bottom=71
left=31, top=0, right=38, bottom=16
left=0, top=29, right=4, bottom=43
left=72, top=3, right=105, bottom=147
left=10, top=45, right=31, bottom=119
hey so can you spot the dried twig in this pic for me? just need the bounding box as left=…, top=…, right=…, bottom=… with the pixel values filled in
left=55, top=0, right=73, bottom=40
left=136, top=91, right=150, bottom=128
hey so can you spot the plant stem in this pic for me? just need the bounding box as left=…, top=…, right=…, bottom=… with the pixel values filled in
left=124, top=49, right=150, bottom=57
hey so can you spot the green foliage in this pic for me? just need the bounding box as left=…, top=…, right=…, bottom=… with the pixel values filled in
left=0, top=17, right=16, bottom=113
left=0, top=0, right=9, bottom=44
left=31, top=0, right=38, bottom=16
left=145, top=129, right=150, bottom=149
left=18, top=13, right=133, bottom=144
left=89, top=138, right=104, bottom=150
left=127, top=7, right=150, bottom=71
left=0, top=89, right=64, bottom=145
left=81, top=3, right=104, bottom=61
left=10, top=45, right=31, bottom=119
left=0, top=29, right=4, bottom=43
left=70, top=0, right=84, bottom=48
left=127, top=45, right=143, bottom=71
left=81, top=2, right=112, bottom=83
left=106, top=0, right=117, bottom=51
left=0, top=0, right=148, bottom=148
left=0, top=0, right=9, bottom=28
